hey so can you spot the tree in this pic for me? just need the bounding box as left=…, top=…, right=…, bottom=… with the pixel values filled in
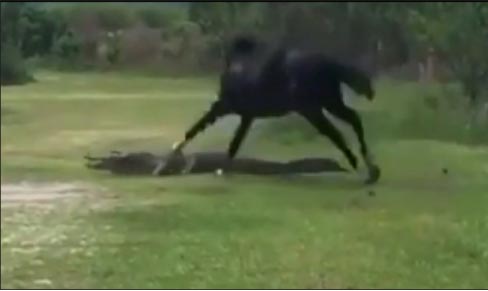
left=19, top=6, right=67, bottom=57
left=0, top=2, right=31, bottom=85
left=1, top=2, right=26, bottom=45
left=52, top=30, right=81, bottom=65
left=258, top=3, right=410, bottom=72
left=189, top=2, right=265, bottom=59
left=408, top=3, right=488, bottom=104
left=1, top=42, right=32, bottom=85
left=137, top=7, right=185, bottom=29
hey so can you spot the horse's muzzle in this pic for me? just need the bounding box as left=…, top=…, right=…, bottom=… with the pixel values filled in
left=366, top=90, right=375, bottom=100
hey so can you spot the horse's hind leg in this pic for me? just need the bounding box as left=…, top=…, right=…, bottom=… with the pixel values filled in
left=326, top=103, right=380, bottom=184
left=299, top=109, right=358, bottom=170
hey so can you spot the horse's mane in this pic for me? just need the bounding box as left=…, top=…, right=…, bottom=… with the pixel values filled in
left=225, top=36, right=373, bottom=98
left=224, top=36, right=272, bottom=80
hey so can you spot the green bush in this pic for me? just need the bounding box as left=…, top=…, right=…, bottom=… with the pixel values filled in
left=95, top=5, right=136, bottom=31
left=19, top=6, right=66, bottom=58
left=137, top=7, right=185, bottom=29
left=395, top=84, right=488, bottom=145
left=47, top=31, right=85, bottom=70
left=1, top=42, right=32, bottom=85
left=261, top=80, right=488, bottom=146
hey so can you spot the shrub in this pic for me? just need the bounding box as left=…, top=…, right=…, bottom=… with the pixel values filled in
left=260, top=80, right=488, bottom=147
left=0, top=42, right=32, bottom=85
left=19, top=6, right=66, bottom=58
left=50, top=31, right=83, bottom=69
left=95, top=5, right=136, bottom=31
left=137, top=7, right=185, bottom=29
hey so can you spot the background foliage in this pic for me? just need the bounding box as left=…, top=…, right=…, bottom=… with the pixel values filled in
left=1, top=2, right=487, bottom=133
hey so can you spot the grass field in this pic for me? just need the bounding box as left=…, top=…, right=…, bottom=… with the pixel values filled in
left=1, top=71, right=488, bottom=289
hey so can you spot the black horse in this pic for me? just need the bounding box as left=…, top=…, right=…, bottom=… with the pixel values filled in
left=163, top=37, right=380, bottom=184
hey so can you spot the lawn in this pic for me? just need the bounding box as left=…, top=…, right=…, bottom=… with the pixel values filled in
left=1, top=71, right=487, bottom=289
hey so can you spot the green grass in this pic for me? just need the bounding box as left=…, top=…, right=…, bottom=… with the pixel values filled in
left=1, top=70, right=488, bottom=289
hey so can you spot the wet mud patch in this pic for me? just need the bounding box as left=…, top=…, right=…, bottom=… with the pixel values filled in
left=1, top=182, right=95, bottom=206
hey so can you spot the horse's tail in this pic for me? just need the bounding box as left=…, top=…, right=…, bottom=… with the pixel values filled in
left=335, top=62, right=375, bottom=100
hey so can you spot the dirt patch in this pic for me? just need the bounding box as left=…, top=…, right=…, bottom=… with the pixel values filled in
left=1, top=182, right=95, bottom=206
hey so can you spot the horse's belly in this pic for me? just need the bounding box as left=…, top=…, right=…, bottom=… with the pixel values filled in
left=233, top=96, right=292, bottom=117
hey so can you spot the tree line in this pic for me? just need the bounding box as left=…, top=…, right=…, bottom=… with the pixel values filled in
left=1, top=2, right=487, bottom=104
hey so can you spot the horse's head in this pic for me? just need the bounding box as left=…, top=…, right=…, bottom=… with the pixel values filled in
left=224, top=36, right=261, bottom=73
left=347, top=68, right=375, bottom=100
left=356, top=75, right=375, bottom=100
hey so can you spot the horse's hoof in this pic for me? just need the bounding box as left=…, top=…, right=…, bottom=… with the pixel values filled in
left=364, top=164, right=381, bottom=185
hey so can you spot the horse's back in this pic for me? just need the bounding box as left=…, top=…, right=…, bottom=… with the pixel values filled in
left=218, top=47, right=345, bottom=116
left=284, top=51, right=343, bottom=106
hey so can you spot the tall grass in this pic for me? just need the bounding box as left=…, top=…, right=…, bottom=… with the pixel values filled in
left=262, top=79, right=488, bottom=146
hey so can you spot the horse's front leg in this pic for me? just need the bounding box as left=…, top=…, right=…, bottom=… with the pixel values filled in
left=299, top=109, right=359, bottom=171
left=326, top=103, right=381, bottom=184
left=153, top=100, right=228, bottom=176
left=172, top=100, right=228, bottom=153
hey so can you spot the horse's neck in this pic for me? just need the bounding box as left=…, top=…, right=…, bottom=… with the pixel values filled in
left=220, top=47, right=291, bottom=96
left=256, top=49, right=289, bottom=86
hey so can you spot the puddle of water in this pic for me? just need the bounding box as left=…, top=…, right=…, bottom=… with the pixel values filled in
left=1, top=182, right=93, bottom=205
